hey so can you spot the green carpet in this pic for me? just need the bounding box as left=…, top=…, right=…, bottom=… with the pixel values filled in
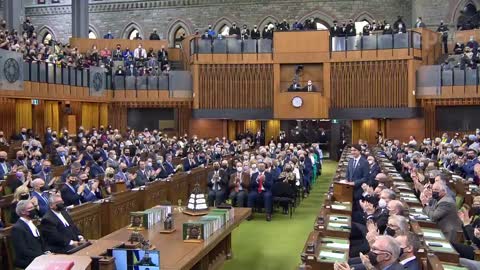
left=222, top=160, right=336, bottom=270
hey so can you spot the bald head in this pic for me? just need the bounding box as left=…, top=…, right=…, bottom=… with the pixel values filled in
left=375, top=173, right=388, bottom=183
left=387, top=200, right=404, bottom=216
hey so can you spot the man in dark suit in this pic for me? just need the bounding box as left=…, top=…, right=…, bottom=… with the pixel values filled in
left=346, top=145, right=370, bottom=200
left=12, top=150, right=28, bottom=167
left=135, top=160, right=149, bottom=187
left=13, top=127, right=28, bottom=141
left=396, top=233, right=421, bottom=270
left=89, top=152, right=105, bottom=179
left=31, top=178, right=49, bottom=217
left=247, top=162, right=273, bottom=221
left=228, top=161, right=250, bottom=207
left=52, top=146, right=69, bottom=166
left=302, top=80, right=317, bottom=92
left=40, top=194, right=84, bottom=253
left=60, top=174, right=85, bottom=206
left=299, top=153, right=313, bottom=195
left=183, top=152, right=198, bottom=172
left=163, top=154, right=176, bottom=176
left=207, top=161, right=228, bottom=206
left=330, top=21, right=340, bottom=37
left=11, top=200, right=49, bottom=268
left=366, top=155, right=381, bottom=186
left=0, top=151, right=11, bottom=179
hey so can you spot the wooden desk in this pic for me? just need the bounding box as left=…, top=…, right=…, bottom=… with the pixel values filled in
left=75, top=207, right=251, bottom=270
left=27, top=255, right=92, bottom=270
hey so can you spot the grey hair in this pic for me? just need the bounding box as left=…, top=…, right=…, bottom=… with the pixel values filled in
left=436, top=182, right=448, bottom=193
left=31, top=178, right=45, bottom=189
left=48, top=193, right=62, bottom=206
left=378, top=235, right=401, bottom=261
left=382, top=189, right=397, bottom=200
left=389, top=215, right=409, bottom=234
left=16, top=200, right=31, bottom=216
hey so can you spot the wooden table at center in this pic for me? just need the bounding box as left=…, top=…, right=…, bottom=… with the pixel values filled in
left=73, top=207, right=251, bottom=270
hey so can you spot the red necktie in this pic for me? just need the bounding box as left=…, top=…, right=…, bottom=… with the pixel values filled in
left=258, top=174, right=264, bottom=193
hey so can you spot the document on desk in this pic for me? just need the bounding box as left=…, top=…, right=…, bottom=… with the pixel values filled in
left=325, top=242, right=349, bottom=249
left=319, top=250, right=345, bottom=260
left=422, top=230, right=444, bottom=240
left=328, top=222, right=346, bottom=228
left=331, top=204, right=347, bottom=210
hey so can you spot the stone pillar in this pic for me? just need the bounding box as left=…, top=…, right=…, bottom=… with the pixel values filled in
left=4, top=0, right=24, bottom=34
left=72, top=0, right=89, bottom=38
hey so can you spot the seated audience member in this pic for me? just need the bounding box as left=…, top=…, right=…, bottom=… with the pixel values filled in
left=395, top=233, right=421, bottom=270
left=183, top=151, right=198, bottom=171
left=31, top=178, right=49, bottom=217
left=134, top=160, right=149, bottom=187
left=454, top=196, right=480, bottom=260
left=11, top=200, right=49, bottom=268
left=229, top=161, right=250, bottom=207
left=248, top=162, right=273, bottom=221
left=112, top=44, right=123, bottom=60
left=53, top=146, right=69, bottom=166
left=207, top=161, right=228, bottom=206
left=78, top=173, right=102, bottom=202
left=454, top=42, right=465, bottom=55
left=40, top=194, right=84, bottom=253
left=126, top=64, right=138, bottom=76
left=0, top=150, right=10, bottom=179
left=149, top=29, right=160, bottom=40
left=421, top=181, right=462, bottom=242
left=302, top=80, right=317, bottom=92
left=60, top=174, right=85, bottom=206
left=336, top=235, right=403, bottom=270
left=134, top=44, right=147, bottom=61
left=10, top=185, right=33, bottom=223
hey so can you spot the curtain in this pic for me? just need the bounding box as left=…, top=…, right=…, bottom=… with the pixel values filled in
left=265, top=120, right=280, bottom=142
left=44, top=101, right=60, bottom=132
left=99, top=103, right=108, bottom=127
left=81, top=103, right=100, bottom=129
left=15, top=100, right=32, bottom=132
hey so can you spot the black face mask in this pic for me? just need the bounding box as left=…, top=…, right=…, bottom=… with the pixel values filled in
left=18, top=156, right=25, bottom=160
left=472, top=207, right=480, bottom=216
left=399, top=248, right=404, bottom=258
left=70, top=180, right=78, bottom=187
left=432, top=191, right=440, bottom=201
left=122, top=168, right=128, bottom=173
left=368, top=251, right=379, bottom=266
left=214, top=166, right=220, bottom=170
left=0, top=158, right=5, bottom=163
left=20, top=193, right=30, bottom=200
left=56, top=203, right=65, bottom=212
left=385, top=227, right=396, bottom=237
left=28, top=209, right=38, bottom=219
left=40, top=186, right=48, bottom=192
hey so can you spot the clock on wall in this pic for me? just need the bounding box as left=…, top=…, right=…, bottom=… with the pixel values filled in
left=292, top=96, right=303, bottom=108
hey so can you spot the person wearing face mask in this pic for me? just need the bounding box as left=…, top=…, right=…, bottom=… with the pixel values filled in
left=207, top=161, right=228, bottom=207
left=384, top=215, right=408, bottom=238
left=366, top=156, right=380, bottom=187
left=106, top=150, right=119, bottom=171
left=453, top=196, right=480, bottom=261
left=421, top=182, right=462, bottom=242
left=247, top=162, right=274, bottom=221
left=11, top=199, right=50, bottom=268
left=60, top=174, right=85, bottom=206
left=31, top=178, right=49, bottom=217
left=394, top=233, right=421, bottom=270
left=462, top=149, right=479, bottom=180
left=163, top=154, right=176, bottom=175
left=89, top=152, right=106, bottom=179
left=13, top=150, right=27, bottom=167
left=40, top=194, right=84, bottom=254
left=228, top=162, right=250, bottom=207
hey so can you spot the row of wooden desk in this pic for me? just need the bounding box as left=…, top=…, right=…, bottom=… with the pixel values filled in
left=299, top=147, right=476, bottom=270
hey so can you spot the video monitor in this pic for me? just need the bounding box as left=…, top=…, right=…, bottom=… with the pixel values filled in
left=111, top=249, right=160, bottom=270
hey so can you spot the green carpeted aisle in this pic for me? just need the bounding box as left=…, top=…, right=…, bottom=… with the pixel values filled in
left=222, top=160, right=336, bottom=270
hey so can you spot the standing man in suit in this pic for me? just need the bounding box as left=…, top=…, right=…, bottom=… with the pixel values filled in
left=207, top=161, right=228, bottom=207
left=13, top=150, right=28, bottom=167
left=135, top=160, right=149, bottom=187
left=60, top=174, right=85, bottom=206
left=396, top=233, right=421, bottom=270
left=0, top=151, right=11, bottom=179
left=366, top=155, right=381, bottom=186
left=247, top=162, right=273, bottom=221
left=163, top=154, right=176, bottom=176
left=89, top=152, right=105, bottom=179
left=330, top=21, right=340, bottom=37
left=31, top=178, right=49, bottom=217
left=11, top=200, right=49, bottom=268
left=346, top=145, right=370, bottom=201
left=415, top=17, right=426, bottom=28
left=106, top=150, right=119, bottom=171
left=421, top=181, right=462, bottom=242
left=40, top=194, right=84, bottom=253
left=52, top=146, right=69, bottom=166
left=302, top=80, right=317, bottom=92
left=437, top=20, right=449, bottom=54
left=183, top=152, right=198, bottom=172
left=228, top=161, right=250, bottom=207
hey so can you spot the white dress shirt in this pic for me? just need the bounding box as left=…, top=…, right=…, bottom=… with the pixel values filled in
left=20, top=217, right=40, bottom=237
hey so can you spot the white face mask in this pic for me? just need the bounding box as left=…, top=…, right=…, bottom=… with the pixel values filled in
left=378, top=199, right=387, bottom=208
left=237, top=167, right=243, bottom=172
left=368, top=160, right=374, bottom=165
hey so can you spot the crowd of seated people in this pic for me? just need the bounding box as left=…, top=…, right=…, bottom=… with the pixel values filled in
left=331, top=131, right=480, bottom=270
left=0, top=17, right=173, bottom=77
left=443, top=36, right=480, bottom=70
left=0, top=125, right=324, bottom=267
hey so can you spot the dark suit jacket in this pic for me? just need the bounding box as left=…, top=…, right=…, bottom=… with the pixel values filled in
left=31, top=191, right=49, bottom=217
left=89, top=163, right=105, bottom=178
left=11, top=219, right=46, bottom=268
left=60, top=184, right=83, bottom=206
left=346, top=157, right=369, bottom=188
left=367, top=163, right=381, bottom=186
left=229, top=172, right=250, bottom=191
left=183, top=158, right=198, bottom=172
left=40, top=209, right=81, bottom=253
left=302, top=85, right=318, bottom=92
left=403, top=258, right=420, bottom=270
left=207, top=169, right=228, bottom=191
left=0, top=161, right=10, bottom=179
left=249, top=172, right=273, bottom=193
left=386, top=262, right=407, bottom=270
left=163, top=161, right=175, bottom=175
left=12, top=158, right=27, bottom=168
left=135, top=169, right=149, bottom=187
